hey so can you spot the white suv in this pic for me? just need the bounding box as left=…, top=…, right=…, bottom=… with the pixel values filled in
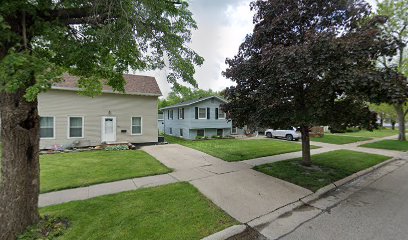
left=265, top=127, right=300, bottom=141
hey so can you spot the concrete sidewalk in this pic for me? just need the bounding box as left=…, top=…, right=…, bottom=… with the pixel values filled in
left=40, top=134, right=405, bottom=225
left=39, top=174, right=178, bottom=207
left=142, top=144, right=313, bottom=223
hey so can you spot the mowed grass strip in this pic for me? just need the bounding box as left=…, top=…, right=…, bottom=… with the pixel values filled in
left=339, top=129, right=398, bottom=138
left=360, top=140, right=408, bottom=151
left=41, top=150, right=171, bottom=193
left=311, top=134, right=371, bottom=145
left=165, top=135, right=307, bottom=162
left=254, top=150, right=390, bottom=192
left=40, top=182, right=238, bottom=240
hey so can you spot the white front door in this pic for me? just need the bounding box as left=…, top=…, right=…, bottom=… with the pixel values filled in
left=102, top=117, right=116, bottom=142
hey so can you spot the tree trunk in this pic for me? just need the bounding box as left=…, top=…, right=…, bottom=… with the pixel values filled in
left=300, top=125, right=311, bottom=166
left=394, top=104, right=406, bottom=141
left=0, top=90, right=40, bottom=240
left=391, top=121, right=396, bottom=130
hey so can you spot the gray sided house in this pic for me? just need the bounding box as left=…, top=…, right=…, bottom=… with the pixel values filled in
left=161, top=96, right=238, bottom=139
left=37, top=74, right=162, bottom=149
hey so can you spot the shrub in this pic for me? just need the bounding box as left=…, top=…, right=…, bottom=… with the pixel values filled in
left=195, top=136, right=209, bottom=140
left=18, top=215, right=69, bottom=240
left=105, top=145, right=129, bottom=151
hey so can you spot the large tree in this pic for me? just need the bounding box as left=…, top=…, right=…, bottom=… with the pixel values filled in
left=0, top=1, right=202, bottom=239
left=375, top=0, right=408, bottom=140
left=223, top=0, right=394, bottom=166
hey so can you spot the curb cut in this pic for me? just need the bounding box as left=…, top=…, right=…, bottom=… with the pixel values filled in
left=201, top=225, right=247, bottom=240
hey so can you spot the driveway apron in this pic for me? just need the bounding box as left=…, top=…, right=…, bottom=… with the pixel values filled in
left=141, top=144, right=312, bottom=223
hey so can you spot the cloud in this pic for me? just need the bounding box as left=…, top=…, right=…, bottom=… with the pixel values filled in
left=137, top=0, right=254, bottom=97
left=138, top=0, right=378, bottom=97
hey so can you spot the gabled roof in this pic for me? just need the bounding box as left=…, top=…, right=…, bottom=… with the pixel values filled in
left=160, top=96, right=227, bottom=110
left=52, top=74, right=162, bottom=96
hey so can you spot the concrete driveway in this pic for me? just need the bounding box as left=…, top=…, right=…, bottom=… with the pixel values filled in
left=142, top=144, right=312, bottom=223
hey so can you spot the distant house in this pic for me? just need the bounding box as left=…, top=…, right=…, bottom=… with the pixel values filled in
left=37, top=74, right=162, bottom=149
left=160, top=96, right=238, bottom=139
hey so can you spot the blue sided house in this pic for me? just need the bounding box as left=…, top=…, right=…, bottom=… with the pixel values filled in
left=160, top=96, right=240, bottom=139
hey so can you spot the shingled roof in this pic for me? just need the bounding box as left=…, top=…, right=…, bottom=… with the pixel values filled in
left=52, top=74, right=162, bottom=96
left=160, top=96, right=227, bottom=110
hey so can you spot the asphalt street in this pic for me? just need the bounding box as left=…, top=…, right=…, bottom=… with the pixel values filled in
left=281, top=163, right=408, bottom=240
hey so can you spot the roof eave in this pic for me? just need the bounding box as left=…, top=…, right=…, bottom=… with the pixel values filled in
left=159, top=96, right=227, bottom=111
left=51, top=86, right=162, bottom=97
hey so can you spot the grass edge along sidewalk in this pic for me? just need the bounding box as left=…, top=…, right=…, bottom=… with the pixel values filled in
left=164, top=134, right=317, bottom=162
left=41, top=150, right=171, bottom=193
left=254, top=150, right=391, bottom=192
left=24, top=182, right=238, bottom=240
left=360, top=140, right=408, bottom=152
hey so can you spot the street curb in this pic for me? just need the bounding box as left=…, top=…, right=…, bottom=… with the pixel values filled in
left=300, top=157, right=399, bottom=204
left=205, top=157, right=402, bottom=240
left=201, top=225, right=247, bottom=240
left=243, top=156, right=401, bottom=235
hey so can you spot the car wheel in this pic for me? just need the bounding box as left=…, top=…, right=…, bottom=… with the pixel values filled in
left=266, top=132, right=272, bottom=138
left=286, top=134, right=293, bottom=141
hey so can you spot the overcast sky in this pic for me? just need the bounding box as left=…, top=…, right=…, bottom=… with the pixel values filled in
left=140, top=0, right=378, bottom=97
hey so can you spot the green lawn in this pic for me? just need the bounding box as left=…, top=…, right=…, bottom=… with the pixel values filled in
left=254, top=150, right=390, bottom=192
left=311, top=134, right=371, bottom=145
left=165, top=135, right=308, bottom=162
left=338, top=129, right=399, bottom=138
left=40, top=183, right=237, bottom=240
left=41, top=150, right=171, bottom=193
left=360, top=140, right=408, bottom=151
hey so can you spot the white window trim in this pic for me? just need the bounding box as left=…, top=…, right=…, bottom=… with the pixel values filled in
left=40, top=116, right=56, bottom=140
left=131, top=116, right=143, bottom=135
left=67, top=116, right=84, bottom=139
left=218, top=110, right=226, bottom=120
left=169, top=127, right=173, bottom=135
left=198, top=108, right=207, bottom=119
left=231, top=127, right=238, bottom=135
left=178, top=108, right=184, bottom=119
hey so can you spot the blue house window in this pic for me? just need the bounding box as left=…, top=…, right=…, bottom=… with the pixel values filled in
left=198, top=108, right=206, bottom=119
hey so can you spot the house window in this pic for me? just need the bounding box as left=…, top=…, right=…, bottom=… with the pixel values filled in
left=40, top=116, right=55, bottom=139
left=68, top=116, right=84, bottom=138
left=169, top=127, right=173, bottom=135
left=218, top=109, right=226, bottom=119
left=231, top=127, right=238, bottom=135
left=197, top=129, right=205, bottom=137
left=198, top=108, right=207, bottom=119
left=178, top=108, right=184, bottom=119
left=170, top=110, right=174, bottom=119
left=217, top=129, right=223, bottom=136
left=131, top=117, right=142, bottom=135
left=180, top=128, right=183, bottom=137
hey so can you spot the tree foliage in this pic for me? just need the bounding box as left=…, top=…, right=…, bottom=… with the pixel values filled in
left=0, top=1, right=202, bottom=238
left=223, top=0, right=394, bottom=165
left=371, top=0, right=408, bottom=140
left=369, top=103, right=398, bottom=126
left=0, top=0, right=203, bottom=100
